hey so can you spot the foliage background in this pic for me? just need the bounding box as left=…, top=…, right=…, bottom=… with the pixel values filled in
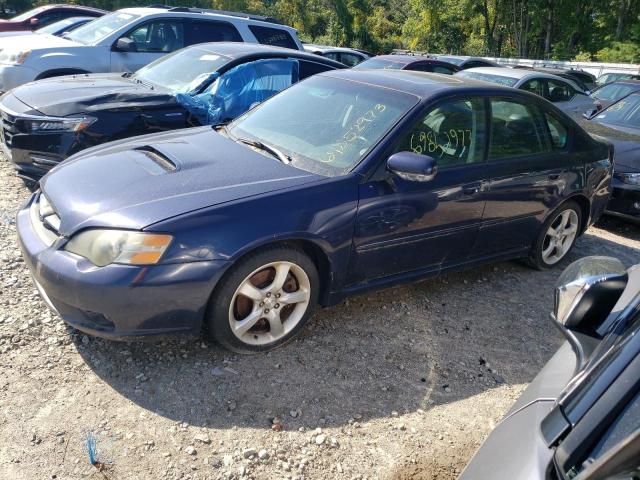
left=2, top=0, right=639, bottom=62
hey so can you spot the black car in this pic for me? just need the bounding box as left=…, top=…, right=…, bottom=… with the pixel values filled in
left=435, top=55, right=499, bottom=70
left=460, top=257, right=640, bottom=480
left=0, top=42, right=344, bottom=181
left=461, top=255, right=640, bottom=480
left=354, top=53, right=461, bottom=74
left=582, top=92, right=640, bottom=222
left=590, top=79, right=640, bottom=114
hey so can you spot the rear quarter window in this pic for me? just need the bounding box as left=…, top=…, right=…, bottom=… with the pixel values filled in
left=298, top=60, right=339, bottom=79
left=249, top=25, right=297, bottom=49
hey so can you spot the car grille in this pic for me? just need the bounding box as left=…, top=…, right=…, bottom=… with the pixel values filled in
left=29, top=193, right=61, bottom=247
left=0, top=108, right=18, bottom=149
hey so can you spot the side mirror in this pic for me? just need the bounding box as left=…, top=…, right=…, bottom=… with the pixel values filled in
left=387, top=151, right=437, bottom=182
left=553, top=256, right=628, bottom=366
left=29, top=18, right=39, bottom=26
left=115, top=37, right=137, bottom=53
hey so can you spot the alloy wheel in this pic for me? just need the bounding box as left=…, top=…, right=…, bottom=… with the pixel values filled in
left=228, top=261, right=311, bottom=346
left=542, top=209, right=579, bottom=265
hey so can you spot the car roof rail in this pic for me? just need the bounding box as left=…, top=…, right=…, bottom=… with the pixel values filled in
left=390, top=49, right=433, bottom=57
left=155, top=5, right=282, bottom=24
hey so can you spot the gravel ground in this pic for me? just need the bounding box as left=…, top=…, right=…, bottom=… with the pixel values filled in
left=0, top=153, right=638, bottom=480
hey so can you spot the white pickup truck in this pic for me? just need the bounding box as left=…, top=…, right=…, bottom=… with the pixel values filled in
left=0, top=6, right=302, bottom=92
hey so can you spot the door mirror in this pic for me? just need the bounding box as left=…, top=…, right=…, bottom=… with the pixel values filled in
left=554, top=256, right=628, bottom=333
left=387, top=152, right=437, bottom=182
left=553, top=256, right=628, bottom=368
left=115, top=37, right=137, bottom=53
left=30, top=18, right=39, bottom=26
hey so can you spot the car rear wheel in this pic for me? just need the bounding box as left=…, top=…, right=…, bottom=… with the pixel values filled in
left=206, top=246, right=319, bottom=353
left=529, top=200, right=582, bottom=270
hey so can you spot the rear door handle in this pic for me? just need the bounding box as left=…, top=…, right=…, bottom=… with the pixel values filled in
left=548, top=173, right=561, bottom=180
left=462, top=183, right=482, bottom=196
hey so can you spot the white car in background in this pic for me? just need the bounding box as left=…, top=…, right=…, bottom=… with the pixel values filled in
left=0, top=6, right=302, bottom=92
left=456, top=66, right=597, bottom=118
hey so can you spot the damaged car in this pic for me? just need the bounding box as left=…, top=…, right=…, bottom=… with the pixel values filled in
left=17, top=70, right=612, bottom=353
left=0, top=42, right=343, bottom=181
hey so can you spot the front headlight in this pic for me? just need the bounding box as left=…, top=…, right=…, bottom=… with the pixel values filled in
left=26, top=116, right=96, bottom=133
left=0, top=49, right=30, bottom=65
left=64, top=230, right=173, bottom=267
left=619, top=172, right=640, bottom=186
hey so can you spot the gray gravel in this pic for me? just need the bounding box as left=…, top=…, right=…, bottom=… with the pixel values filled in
left=0, top=153, right=638, bottom=480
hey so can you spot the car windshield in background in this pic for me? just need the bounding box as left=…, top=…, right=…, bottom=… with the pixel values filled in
left=37, top=18, right=81, bottom=35
left=10, top=7, right=45, bottom=22
left=228, top=76, right=418, bottom=176
left=456, top=71, right=518, bottom=87
left=592, top=82, right=640, bottom=101
left=133, top=47, right=230, bottom=93
left=593, top=92, right=640, bottom=127
left=354, top=58, right=406, bottom=70
left=437, top=56, right=464, bottom=66
left=67, top=12, right=139, bottom=45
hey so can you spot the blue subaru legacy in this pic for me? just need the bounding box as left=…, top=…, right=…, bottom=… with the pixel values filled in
left=17, top=70, right=613, bottom=353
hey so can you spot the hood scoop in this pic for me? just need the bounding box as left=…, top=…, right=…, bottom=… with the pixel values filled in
left=133, top=145, right=178, bottom=174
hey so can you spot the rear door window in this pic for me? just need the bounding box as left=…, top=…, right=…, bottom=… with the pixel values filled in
left=185, top=20, right=242, bottom=45
left=521, top=78, right=545, bottom=97
left=248, top=25, right=297, bottom=49
left=298, top=59, right=338, bottom=79
left=339, top=53, right=362, bottom=67
left=489, top=99, right=551, bottom=159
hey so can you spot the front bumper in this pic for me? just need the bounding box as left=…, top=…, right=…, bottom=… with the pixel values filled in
left=0, top=97, right=85, bottom=180
left=605, top=178, right=640, bottom=222
left=0, top=64, right=39, bottom=92
left=17, top=193, right=230, bottom=339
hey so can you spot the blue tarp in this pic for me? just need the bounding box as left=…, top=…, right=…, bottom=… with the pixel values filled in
left=176, top=58, right=300, bottom=125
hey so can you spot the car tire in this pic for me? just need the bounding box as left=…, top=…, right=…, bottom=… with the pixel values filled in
left=528, top=200, right=582, bottom=270
left=205, top=245, right=320, bottom=354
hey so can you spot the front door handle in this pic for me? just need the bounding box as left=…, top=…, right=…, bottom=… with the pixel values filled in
left=462, top=186, right=481, bottom=196
left=548, top=173, right=561, bottom=180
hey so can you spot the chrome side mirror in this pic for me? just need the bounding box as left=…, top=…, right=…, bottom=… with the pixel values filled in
left=554, top=256, right=628, bottom=332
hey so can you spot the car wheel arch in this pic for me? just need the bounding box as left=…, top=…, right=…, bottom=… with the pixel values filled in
left=545, top=193, right=591, bottom=235
left=222, top=238, right=335, bottom=304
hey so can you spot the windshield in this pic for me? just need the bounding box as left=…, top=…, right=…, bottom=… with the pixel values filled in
left=67, top=12, right=139, bottom=45
left=437, top=56, right=464, bottom=66
left=455, top=71, right=519, bottom=87
left=593, top=82, right=640, bottom=101
left=134, top=47, right=230, bottom=93
left=593, top=93, right=640, bottom=127
left=37, top=18, right=81, bottom=35
left=11, top=7, right=45, bottom=22
left=228, top=76, right=418, bottom=176
left=354, top=57, right=406, bottom=70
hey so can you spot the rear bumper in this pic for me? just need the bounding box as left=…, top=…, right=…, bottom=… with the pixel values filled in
left=605, top=179, right=640, bottom=222
left=17, top=193, right=230, bottom=339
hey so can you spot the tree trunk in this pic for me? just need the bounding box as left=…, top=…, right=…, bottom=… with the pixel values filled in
left=544, top=0, right=553, bottom=58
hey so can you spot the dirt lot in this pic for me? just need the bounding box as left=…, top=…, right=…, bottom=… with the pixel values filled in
left=0, top=156, right=638, bottom=480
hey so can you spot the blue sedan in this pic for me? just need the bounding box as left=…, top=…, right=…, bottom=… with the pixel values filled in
left=17, top=70, right=613, bottom=352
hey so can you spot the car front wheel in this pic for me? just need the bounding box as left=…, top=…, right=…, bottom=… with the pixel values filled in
left=529, top=200, right=582, bottom=270
left=206, top=246, right=319, bottom=353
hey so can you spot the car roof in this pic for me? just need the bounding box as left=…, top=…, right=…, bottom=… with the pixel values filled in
left=117, top=7, right=292, bottom=28
left=369, top=54, right=456, bottom=66
left=303, top=44, right=363, bottom=54
left=464, top=66, right=572, bottom=82
left=184, top=42, right=344, bottom=67
left=43, top=4, right=106, bottom=13
left=607, top=79, right=640, bottom=85
left=317, top=68, right=515, bottom=97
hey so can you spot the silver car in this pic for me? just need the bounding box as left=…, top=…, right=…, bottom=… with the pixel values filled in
left=460, top=256, right=640, bottom=479
left=456, top=67, right=596, bottom=118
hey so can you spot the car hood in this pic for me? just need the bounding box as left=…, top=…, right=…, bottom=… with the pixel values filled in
left=40, top=127, right=323, bottom=236
left=0, top=32, right=77, bottom=50
left=11, top=73, right=175, bottom=117
left=580, top=119, right=640, bottom=171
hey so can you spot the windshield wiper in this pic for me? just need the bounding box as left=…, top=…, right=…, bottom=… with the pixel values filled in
left=236, top=137, right=292, bottom=165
